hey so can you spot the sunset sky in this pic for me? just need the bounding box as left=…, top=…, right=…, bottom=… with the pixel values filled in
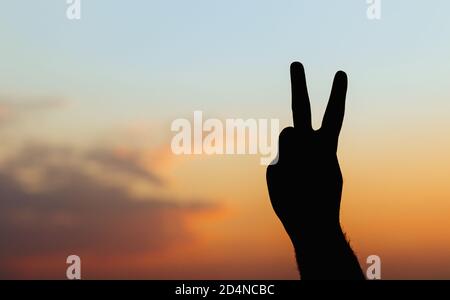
left=1, top=1, right=450, bottom=279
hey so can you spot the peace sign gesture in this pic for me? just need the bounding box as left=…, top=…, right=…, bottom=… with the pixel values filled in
left=290, top=61, right=347, bottom=150
left=266, top=62, right=364, bottom=279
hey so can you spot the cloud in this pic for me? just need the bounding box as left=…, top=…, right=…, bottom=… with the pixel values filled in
left=2, top=142, right=165, bottom=189
left=85, top=148, right=165, bottom=186
left=0, top=95, right=67, bottom=124
left=0, top=95, right=67, bottom=110
left=0, top=105, right=11, bottom=123
left=0, top=143, right=218, bottom=278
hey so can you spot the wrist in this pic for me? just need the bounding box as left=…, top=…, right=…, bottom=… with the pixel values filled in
left=290, top=222, right=345, bottom=251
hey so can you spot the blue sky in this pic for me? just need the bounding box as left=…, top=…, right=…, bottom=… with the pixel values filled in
left=1, top=0, right=450, bottom=151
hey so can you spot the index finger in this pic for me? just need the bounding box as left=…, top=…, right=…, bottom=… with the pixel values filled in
left=290, top=62, right=312, bottom=132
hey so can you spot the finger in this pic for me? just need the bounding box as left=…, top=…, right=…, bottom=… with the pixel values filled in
left=290, top=62, right=312, bottom=132
left=276, top=126, right=296, bottom=164
left=321, top=70, right=347, bottom=145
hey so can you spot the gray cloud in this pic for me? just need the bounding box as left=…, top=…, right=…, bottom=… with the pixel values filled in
left=85, top=148, right=164, bottom=186
left=3, top=142, right=165, bottom=187
left=0, top=143, right=217, bottom=277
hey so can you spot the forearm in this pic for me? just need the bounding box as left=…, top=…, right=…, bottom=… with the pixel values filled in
left=291, top=225, right=365, bottom=280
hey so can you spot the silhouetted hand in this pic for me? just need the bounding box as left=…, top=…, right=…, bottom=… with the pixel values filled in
left=266, top=62, right=364, bottom=280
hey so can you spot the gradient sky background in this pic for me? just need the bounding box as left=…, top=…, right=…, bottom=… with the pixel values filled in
left=1, top=0, right=450, bottom=279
